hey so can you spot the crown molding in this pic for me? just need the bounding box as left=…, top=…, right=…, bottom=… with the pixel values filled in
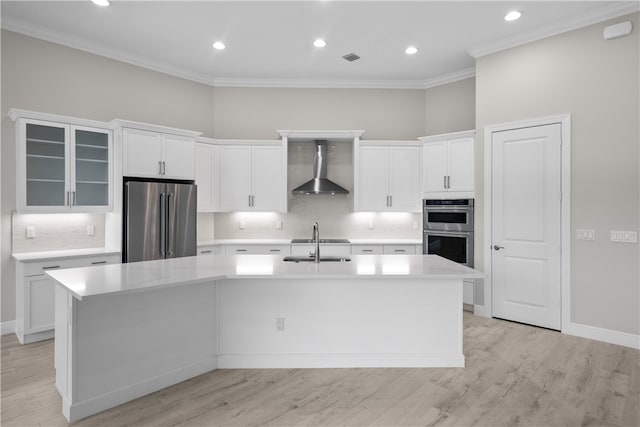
left=469, top=1, right=640, bottom=58
left=2, top=14, right=475, bottom=90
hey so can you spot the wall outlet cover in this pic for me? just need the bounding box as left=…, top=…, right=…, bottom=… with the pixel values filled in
left=87, top=225, right=95, bottom=236
left=26, top=226, right=36, bottom=239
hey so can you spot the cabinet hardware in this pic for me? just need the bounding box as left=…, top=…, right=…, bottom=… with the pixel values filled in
left=362, top=249, right=373, bottom=253
left=493, top=245, right=504, bottom=250
left=200, top=250, right=212, bottom=254
left=394, top=249, right=405, bottom=252
left=248, top=195, right=252, bottom=207
left=162, top=161, right=166, bottom=175
left=158, top=161, right=163, bottom=175
left=386, top=195, right=390, bottom=207
left=443, top=176, right=447, bottom=189
left=91, top=261, right=107, bottom=265
left=236, top=249, right=247, bottom=252
left=446, top=176, right=451, bottom=189
left=269, top=249, right=280, bottom=252
left=66, top=191, right=71, bottom=207
left=251, top=195, right=255, bottom=207
left=389, top=195, right=392, bottom=207
left=72, top=191, right=76, bottom=206
left=43, top=265, right=60, bottom=270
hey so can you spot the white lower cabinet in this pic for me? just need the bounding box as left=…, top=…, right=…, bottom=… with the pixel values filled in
left=351, top=245, right=384, bottom=255
left=15, top=253, right=120, bottom=344
left=463, top=280, right=474, bottom=307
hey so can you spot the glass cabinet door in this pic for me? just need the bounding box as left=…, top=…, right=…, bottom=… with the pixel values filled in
left=25, top=122, right=68, bottom=207
left=72, top=127, right=110, bottom=207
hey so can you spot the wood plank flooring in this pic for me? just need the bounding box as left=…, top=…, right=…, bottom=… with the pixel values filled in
left=2, top=313, right=638, bottom=426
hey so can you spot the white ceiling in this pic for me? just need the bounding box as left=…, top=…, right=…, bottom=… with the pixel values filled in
left=1, top=1, right=638, bottom=88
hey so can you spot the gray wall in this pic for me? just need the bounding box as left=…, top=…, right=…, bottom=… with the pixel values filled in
left=475, top=13, right=639, bottom=334
left=424, top=77, right=476, bottom=136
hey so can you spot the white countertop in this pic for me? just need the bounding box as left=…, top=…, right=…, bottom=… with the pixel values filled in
left=198, top=238, right=422, bottom=246
left=12, top=248, right=121, bottom=262
left=48, top=254, right=483, bottom=300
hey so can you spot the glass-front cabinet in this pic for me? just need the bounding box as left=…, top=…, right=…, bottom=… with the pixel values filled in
left=16, top=115, right=113, bottom=212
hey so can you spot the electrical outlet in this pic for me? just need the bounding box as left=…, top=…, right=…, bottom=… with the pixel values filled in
left=413, top=221, right=419, bottom=230
left=26, top=226, right=36, bottom=239
left=576, top=229, right=595, bottom=241
left=276, top=220, right=283, bottom=230
left=368, top=221, right=374, bottom=230
left=239, top=221, right=245, bottom=230
left=276, top=317, right=285, bottom=332
left=87, top=225, right=95, bottom=236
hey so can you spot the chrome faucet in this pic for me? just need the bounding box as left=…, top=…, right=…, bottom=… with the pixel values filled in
left=312, top=222, right=320, bottom=263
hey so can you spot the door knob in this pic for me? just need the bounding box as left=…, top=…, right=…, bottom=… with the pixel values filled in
left=493, top=245, right=504, bottom=250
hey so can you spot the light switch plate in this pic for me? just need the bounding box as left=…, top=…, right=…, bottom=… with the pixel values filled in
left=87, top=225, right=95, bottom=236
left=576, top=229, right=595, bottom=241
left=26, top=226, right=36, bottom=239
left=610, top=230, right=637, bottom=243
left=239, top=221, right=245, bottom=230
left=368, top=221, right=374, bottom=230
left=276, top=220, right=283, bottom=230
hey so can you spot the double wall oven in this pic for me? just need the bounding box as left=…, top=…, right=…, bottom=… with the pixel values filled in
left=423, top=199, right=474, bottom=268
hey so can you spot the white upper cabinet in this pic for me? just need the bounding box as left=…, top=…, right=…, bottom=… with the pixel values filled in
left=356, top=142, right=422, bottom=212
left=195, top=140, right=220, bottom=212
left=219, top=142, right=286, bottom=212
left=420, top=130, right=475, bottom=198
left=12, top=110, right=113, bottom=213
left=122, top=127, right=196, bottom=180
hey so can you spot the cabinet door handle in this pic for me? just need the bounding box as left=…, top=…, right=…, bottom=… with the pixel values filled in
left=91, top=261, right=107, bottom=265
left=162, top=161, right=166, bottom=175
left=248, top=195, right=252, bottom=207
left=443, top=176, right=447, bottom=189
left=447, top=176, right=451, bottom=189
left=66, top=191, right=70, bottom=207
left=200, top=250, right=213, bottom=254
left=72, top=191, right=76, bottom=206
left=251, top=195, right=255, bottom=207
left=386, top=195, right=390, bottom=207
left=389, top=195, right=392, bottom=207
left=43, top=265, right=60, bottom=270
left=158, top=161, right=163, bottom=175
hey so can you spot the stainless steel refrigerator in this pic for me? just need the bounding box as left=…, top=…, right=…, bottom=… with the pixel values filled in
left=123, top=180, right=197, bottom=263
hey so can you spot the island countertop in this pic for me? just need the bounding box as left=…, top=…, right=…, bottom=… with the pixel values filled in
left=47, top=254, right=483, bottom=300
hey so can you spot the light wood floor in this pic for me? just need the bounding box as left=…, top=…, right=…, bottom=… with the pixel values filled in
left=2, top=313, right=639, bottom=426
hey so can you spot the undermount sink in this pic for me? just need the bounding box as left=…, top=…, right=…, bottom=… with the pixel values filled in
left=283, top=256, right=351, bottom=263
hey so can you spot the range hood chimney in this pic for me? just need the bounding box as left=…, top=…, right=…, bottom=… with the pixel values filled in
left=292, top=140, right=349, bottom=195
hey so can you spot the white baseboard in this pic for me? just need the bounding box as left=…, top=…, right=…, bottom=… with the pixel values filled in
left=65, top=357, right=218, bottom=423
left=563, top=322, right=640, bottom=350
left=217, top=353, right=465, bottom=369
left=473, top=304, right=490, bottom=318
left=1, top=320, right=16, bottom=336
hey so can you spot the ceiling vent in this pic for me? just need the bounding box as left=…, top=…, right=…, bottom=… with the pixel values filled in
left=342, top=53, right=360, bottom=62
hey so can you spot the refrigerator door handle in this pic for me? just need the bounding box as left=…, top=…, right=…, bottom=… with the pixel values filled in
left=167, top=193, right=174, bottom=257
left=159, top=193, right=166, bottom=257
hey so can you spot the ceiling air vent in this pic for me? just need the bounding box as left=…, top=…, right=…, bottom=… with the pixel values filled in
left=342, top=53, right=360, bottom=62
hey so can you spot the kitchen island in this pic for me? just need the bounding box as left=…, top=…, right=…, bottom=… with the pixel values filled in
left=48, top=254, right=482, bottom=422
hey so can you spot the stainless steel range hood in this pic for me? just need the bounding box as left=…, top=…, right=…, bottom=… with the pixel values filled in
left=292, top=140, right=349, bottom=195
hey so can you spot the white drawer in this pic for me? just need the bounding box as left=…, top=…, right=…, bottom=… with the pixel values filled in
left=23, top=254, right=120, bottom=277
left=351, top=245, right=383, bottom=255
left=198, top=246, right=221, bottom=256
left=383, top=245, right=416, bottom=255
left=225, top=245, right=291, bottom=255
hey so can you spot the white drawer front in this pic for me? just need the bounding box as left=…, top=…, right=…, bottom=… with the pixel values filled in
left=351, top=245, right=383, bottom=255
left=225, top=245, right=291, bottom=255
left=383, top=245, right=416, bottom=255
left=198, top=246, right=221, bottom=256
left=23, top=254, right=120, bottom=276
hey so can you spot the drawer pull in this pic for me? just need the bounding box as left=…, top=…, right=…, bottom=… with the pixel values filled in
left=42, top=265, right=60, bottom=270
left=269, top=249, right=281, bottom=252
left=236, top=249, right=247, bottom=252
left=91, top=261, right=108, bottom=265
left=200, top=250, right=213, bottom=254
left=394, top=249, right=406, bottom=253
left=362, top=249, right=373, bottom=253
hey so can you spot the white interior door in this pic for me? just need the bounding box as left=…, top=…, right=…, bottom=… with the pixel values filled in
left=491, top=123, right=562, bottom=330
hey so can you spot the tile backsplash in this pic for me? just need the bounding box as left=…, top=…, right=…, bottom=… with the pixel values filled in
left=12, top=212, right=106, bottom=253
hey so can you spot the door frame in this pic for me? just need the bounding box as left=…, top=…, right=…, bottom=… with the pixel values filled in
left=481, top=114, right=571, bottom=332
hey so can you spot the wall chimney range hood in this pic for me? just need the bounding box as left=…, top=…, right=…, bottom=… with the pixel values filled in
left=292, top=140, right=349, bottom=195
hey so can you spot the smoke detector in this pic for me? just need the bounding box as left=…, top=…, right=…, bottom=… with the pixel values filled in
left=342, top=53, right=360, bottom=62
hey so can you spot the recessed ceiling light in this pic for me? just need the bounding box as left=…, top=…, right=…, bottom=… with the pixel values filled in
left=91, top=0, right=110, bottom=6
left=504, top=11, right=522, bottom=21
left=212, top=41, right=226, bottom=50
left=405, top=46, right=418, bottom=55
left=313, top=39, right=327, bottom=48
